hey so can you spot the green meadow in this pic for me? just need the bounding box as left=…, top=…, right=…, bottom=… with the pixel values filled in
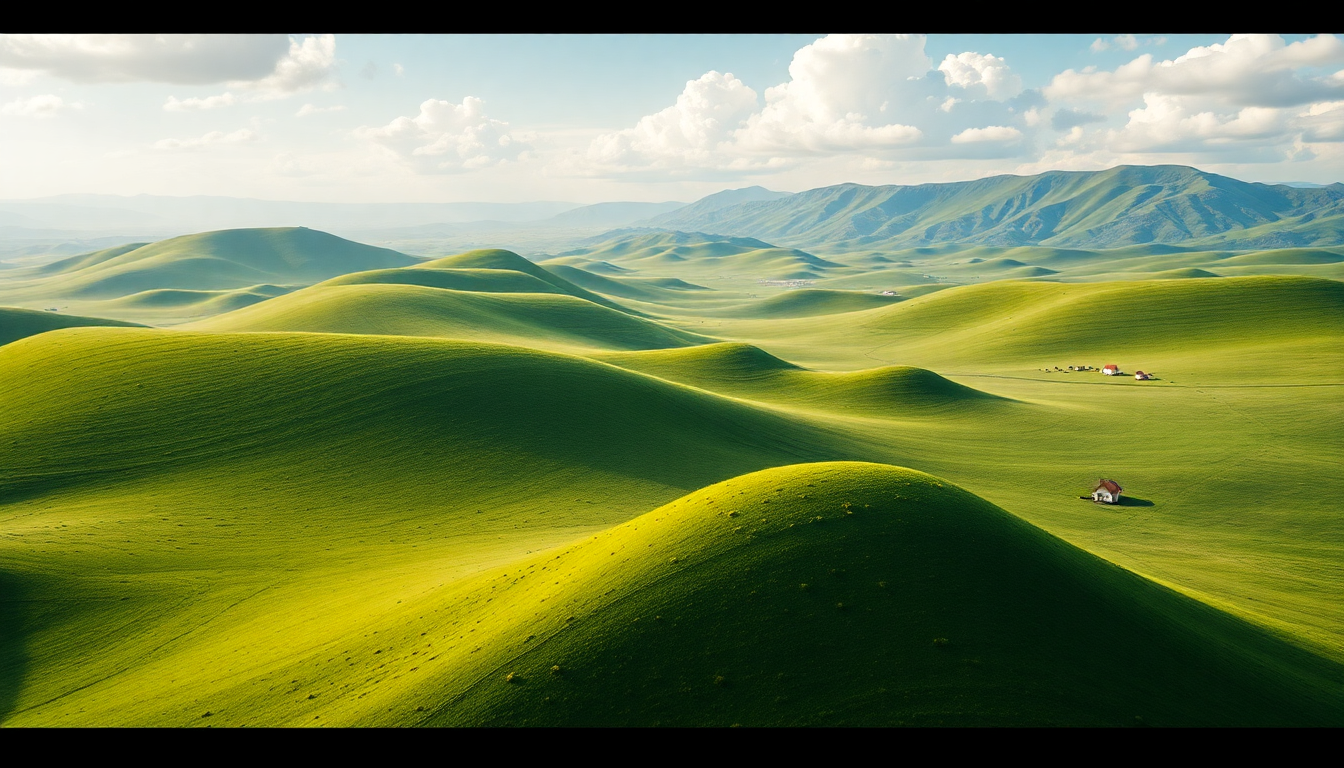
left=1, top=225, right=1341, bottom=726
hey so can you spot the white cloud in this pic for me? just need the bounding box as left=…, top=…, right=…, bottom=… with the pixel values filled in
left=736, top=34, right=933, bottom=154
left=1, top=93, right=79, bottom=118
left=1300, top=100, right=1344, bottom=142
left=1042, top=34, right=1344, bottom=164
left=1107, top=94, right=1291, bottom=152
left=272, top=152, right=318, bottom=177
left=296, top=103, right=346, bottom=117
left=163, top=92, right=236, bottom=111
left=951, top=125, right=1023, bottom=143
left=0, top=34, right=335, bottom=95
left=233, top=35, right=336, bottom=96
left=586, top=71, right=760, bottom=170
left=393, top=63, right=404, bottom=76
left=355, top=96, right=530, bottom=173
left=938, top=52, right=1022, bottom=99
left=153, top=127, right=258, bottom=150
left=580, top=34, right=1035, bottom=177
left=0, top=67, right=38, bottom=86
left=1091, top=35, right=1166, bottom=53
left=1050, top=34, right=1344, bottom=108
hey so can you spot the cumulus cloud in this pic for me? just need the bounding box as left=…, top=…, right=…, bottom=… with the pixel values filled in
left=0, top=67, right=38, bottom=86
left=581, top=34, right=1032, bottom=176
left=939, top=52, right=1022, bottom=100
left=951, top=125, right=1023, bottom=143
left=1042, top=34, right=1344, bottom=164
left=734, top=34, right=940, bottom=156
left=237, top=35, right=336, bottom=96
left=296, top=103, right=345, bottom=117
left=1049, top=34, right=1344, bottom=108
left=153, top=127, right=258, bottom=150
left=356, top=97, right=530, bottom=173
left=1107, top=94, right=1291, bottom=152
left=1, top=94, right=79, bottom=118
left=1300, top=100, right=1344, bottom=142
left=587, top=71, right=761, bottom=170
left=163, top=92, right=236, bottom=111
left=1089, top=35, right=1169, bottom=53
left=0, top=34, right=335, bottom=95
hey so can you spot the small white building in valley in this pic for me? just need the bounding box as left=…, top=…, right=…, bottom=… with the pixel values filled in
left=1092, top=479, right=1123, bottom=504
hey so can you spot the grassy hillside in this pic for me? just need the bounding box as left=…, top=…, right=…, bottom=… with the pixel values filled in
left=321, top=267, right=563, bottom=295
left=0, top=228, right=421, bottom=324
left=414, top=249, right=638, bottom=315
left=0, top=328, right=857, bottom=726
left=723, top=288, right=904, bottom=318
left=722, top=275, right=1344, bottom=377
left=197, top=284, right=714, bottom=353
left=0, top=306, right=141, bottom=347
left=5, top=228, right=417, bottom=299
left=3, top=215, right=1342, bottom=726
left=593, top=343, right=1001, bottom=417
left=423, top=463, right=1342, bottom=726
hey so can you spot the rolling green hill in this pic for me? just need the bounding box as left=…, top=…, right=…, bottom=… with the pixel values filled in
left=723, top=289, right=904, bottom=318
left=731, top=275, right=1344, bottom=377
left=423, top=463, right=1342, bottom=726
left=412, top=249, right=638, bottom=315
left=2, top=202, right=1343, bottom=727
left=320, top=267, right=563, bottom=295
left=541, top=264, right=713, bottom=303
left=0, top=328, right=857, bottom=725
left=0, top=306, right=141, bottom=347
left=4, top=227, right=417, bottom=299
left=556, top=231, right=845, bottom=276
left=593, top=343, right=1002, bottom=416
left=197, top=284, right=714, bottom=353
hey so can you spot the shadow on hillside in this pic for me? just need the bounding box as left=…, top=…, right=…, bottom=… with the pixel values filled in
left=1116, top=496, right=1155, bottom=507
left=0, top=570, right=31, bottom=724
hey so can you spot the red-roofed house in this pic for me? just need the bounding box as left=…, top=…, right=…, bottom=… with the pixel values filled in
left=1092, top=479, right=1123, bottom=504
left=1103, top=364, right=1120, bottom=376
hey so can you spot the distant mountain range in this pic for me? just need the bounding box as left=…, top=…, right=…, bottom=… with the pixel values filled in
left=642, top=166, right=1344, bottom=250
left=5, top=167, right=1343, bottom=253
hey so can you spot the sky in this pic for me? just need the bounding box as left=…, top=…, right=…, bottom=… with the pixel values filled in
left=1, top=33, right=1341, bottom=204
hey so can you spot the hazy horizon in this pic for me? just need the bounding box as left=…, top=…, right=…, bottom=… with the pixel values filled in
left=2, top=33, right=1342, bottom=205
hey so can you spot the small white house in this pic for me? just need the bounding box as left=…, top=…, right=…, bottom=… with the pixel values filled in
left=1103, top=364, right=1120, bottom=376
left=1092, top=479, right=1123, bottom=504
left=1135, top=371, right=1151, bottom=380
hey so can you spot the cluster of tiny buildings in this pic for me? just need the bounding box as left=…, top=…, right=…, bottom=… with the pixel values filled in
left=1041, top=364, right=1152, bottom=380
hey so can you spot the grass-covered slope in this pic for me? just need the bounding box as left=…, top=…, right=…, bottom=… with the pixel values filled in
left=556, top=231, right=845, bottom=275
left=593, top=343, right=1002, bottom=416
left=0, top=328, right=858, bottom=726
left=1, top=228, right=417, bottom=300
left=727, top=289, right=904, bottom=318
left=540, top=264, right=711, bottom=303
left=755, top=275, right=1344, bottom=373
left=414, top=249, right=638, bottom=315
left=421, top=463, right=1342, bottom=726
left=320, top=267, right=563, bottom=295
left=196, top=284, right=714, bottom=352
left=0, top=306, right=141, bottom=347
